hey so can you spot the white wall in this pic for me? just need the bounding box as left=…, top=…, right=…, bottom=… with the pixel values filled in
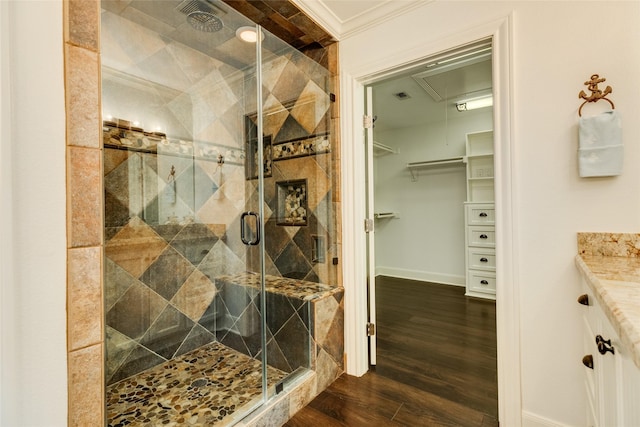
left=374, top=110, right=492, bottom=284
left=0, top=1, right=68, bottom=425
left=342, top=1, right=640, bottom=426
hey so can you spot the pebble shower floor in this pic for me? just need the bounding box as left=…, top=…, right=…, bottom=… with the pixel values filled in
left=107, top=342, right=287, bottom=426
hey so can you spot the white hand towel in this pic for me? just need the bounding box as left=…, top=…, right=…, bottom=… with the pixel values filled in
left=578, top=110, right=622, bottom=177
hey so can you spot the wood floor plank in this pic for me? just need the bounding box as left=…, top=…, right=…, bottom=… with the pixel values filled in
left=287, top=277, right=498, bottom=426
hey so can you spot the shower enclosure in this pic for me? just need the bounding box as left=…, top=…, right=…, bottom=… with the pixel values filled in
left=101, top=1, right=340, bottom=425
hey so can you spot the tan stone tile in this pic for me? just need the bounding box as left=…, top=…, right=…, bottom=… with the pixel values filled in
left=315, top=348, right=341, bottom=392
left=68, top=246, right=102, bottom=351
left=289, top=373, right=317, bottom=417
left=65, top=44, right=100, bottom=149
left=313, top=296, right=338, bottom=344
left=65, top=0, right=100, bottom=50
left=68, top=344, right=103, bottom=427
left=67, top=147, right=103, bottom=248
left=326, top=43, right=338, bottom=76
left=171, top=270, right=216, bottom=322
left=105, top=217, right=167, bottom=279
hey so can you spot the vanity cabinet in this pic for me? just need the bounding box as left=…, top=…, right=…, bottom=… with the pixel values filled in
left=578, top=278, right=640, bottom=426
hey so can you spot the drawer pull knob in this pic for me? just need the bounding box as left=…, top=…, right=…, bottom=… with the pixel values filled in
left=480, top=234, right=488, bottom=239
left=479, top=212, right=488, bottom=217
left=480, top=257, right=488, bottom=263
left=480, top=280, right=489, bottom=285
left=582, top=355, right=594, bottom=369
left=595, top=335, right=615, bottom=355
left=577, top=294, right=589, bottom=306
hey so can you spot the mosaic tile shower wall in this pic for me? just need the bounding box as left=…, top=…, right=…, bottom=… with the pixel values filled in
left=102, top=7, right=337, bottom=385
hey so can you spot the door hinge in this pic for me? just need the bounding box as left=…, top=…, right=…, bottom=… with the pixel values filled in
left=367, top=322, right=376, bottom=336
left=364, top=218, right=374, bottom=233
left=363, top=115, right=376, bottom=129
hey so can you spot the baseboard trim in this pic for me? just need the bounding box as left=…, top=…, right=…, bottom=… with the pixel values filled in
left=375, top=266, right=465, bottom=287
left=522, top=411, right=571, bottom=427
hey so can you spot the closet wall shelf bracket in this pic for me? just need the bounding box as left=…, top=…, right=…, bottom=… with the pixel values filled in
left=373, top=141, right=398, bottom=156
left=374, top=212, right=398, bottom=219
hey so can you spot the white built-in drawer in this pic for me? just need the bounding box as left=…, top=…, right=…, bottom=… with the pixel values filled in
left=467, top=270, right=496, bottom=294
left=467, top=248, right=496, bottom=271
left=467, top=226, right=496, bottom=247
left=466, top=203, right=495, bottom=225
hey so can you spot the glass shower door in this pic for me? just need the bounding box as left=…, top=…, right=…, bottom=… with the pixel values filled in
left=101, top=2, right=270, bottom=424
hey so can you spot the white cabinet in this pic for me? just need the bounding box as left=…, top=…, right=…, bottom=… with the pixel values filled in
left=464, top=130, right=495, bottom=300
left=464, top=203, right=495, bottom=299
left=578, top=278, right=640, bottom=426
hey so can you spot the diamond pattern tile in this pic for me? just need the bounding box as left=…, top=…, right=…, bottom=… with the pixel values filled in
left=171, top=223, right=219, bottom=267
left=139, top=304, right=195, bottom=359
left=171, top=270, right=216, bottom=322
left=103, top=5, right=338, bottom=386
left=139, top=246, right=195, bottom=301
left=290, top=80, right=330, bottom=134
left=106, top=280, right=168, bottom=340
left=105, top=216, right=168, bottom=279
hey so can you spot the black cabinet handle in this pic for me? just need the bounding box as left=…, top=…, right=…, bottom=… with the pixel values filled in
left=595, top=335, right=615, bottom=355
left=582, top=355, right=594, bottom=369
left=480, top=234, right=488, bottom=239
left=480, top=280, right=489, bottom=285
left=480, top=257, right=489, bottom=263
left=577, top=294, right=589, bottom=306
left=479, top=212, right=488, bottom=217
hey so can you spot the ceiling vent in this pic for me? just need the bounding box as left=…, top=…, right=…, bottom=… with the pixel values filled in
left=411, top=39, right=492, bottom=102
left=394, top=92, right=411, bottom=100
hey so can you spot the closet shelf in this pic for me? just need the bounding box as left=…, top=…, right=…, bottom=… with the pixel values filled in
left=407, top=156, right=464, bottom=181
left=374, top=212, right=398, bottom=219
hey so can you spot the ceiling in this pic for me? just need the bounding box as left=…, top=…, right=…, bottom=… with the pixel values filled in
left=371, top=40, right=493, bottom=132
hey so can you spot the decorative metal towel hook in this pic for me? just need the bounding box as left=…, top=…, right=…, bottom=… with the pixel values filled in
left=578, top=74, right=615, bottom=116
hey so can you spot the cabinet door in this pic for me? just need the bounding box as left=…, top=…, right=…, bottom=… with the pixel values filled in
left=596, top=317, right=619, bottom=427
left=620, top=349, right=640, bottom=426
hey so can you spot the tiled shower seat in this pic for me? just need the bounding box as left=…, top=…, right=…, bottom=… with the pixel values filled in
left=107, top=274, right=344, bottom=426
left=215, top=272, right=344, bottom=383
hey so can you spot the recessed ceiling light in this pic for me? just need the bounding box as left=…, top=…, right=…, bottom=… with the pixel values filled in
left=236, top=26, right=263, bottom=43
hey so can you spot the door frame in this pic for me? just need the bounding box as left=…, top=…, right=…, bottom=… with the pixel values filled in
left=340, top=14, right=522, bottom=426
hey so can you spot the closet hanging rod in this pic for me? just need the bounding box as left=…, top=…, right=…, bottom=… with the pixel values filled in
left=407, top=156, right=464, bottom=168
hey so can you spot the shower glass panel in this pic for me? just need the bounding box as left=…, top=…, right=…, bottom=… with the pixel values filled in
left=101, top=1, right=334, bottom=425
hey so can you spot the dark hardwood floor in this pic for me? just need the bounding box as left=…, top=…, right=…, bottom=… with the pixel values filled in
left=285, top=276, right=498, bottom=426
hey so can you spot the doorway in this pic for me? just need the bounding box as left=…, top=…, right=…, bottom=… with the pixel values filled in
left=341, top=16, right=519, bottom=425
left=364, top=38, right=498, bottom=421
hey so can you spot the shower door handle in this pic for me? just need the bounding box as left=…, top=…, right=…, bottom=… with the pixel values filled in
left=240, top=211, right=260, bottom=245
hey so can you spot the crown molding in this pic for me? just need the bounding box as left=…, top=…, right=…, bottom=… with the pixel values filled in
left=291, top=0, right=432, bottom=40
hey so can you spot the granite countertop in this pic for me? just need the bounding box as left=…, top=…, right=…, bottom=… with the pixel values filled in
left=575, top=254, right=640, bottom=370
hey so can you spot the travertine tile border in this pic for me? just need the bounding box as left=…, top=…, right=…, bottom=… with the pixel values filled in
left=64, top=1, right=104, bottom=426
left=63, top=1, right=341, bottom=425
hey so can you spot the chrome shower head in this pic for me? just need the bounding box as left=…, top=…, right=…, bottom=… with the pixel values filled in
left=187, top=10, right=223, bottom=32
